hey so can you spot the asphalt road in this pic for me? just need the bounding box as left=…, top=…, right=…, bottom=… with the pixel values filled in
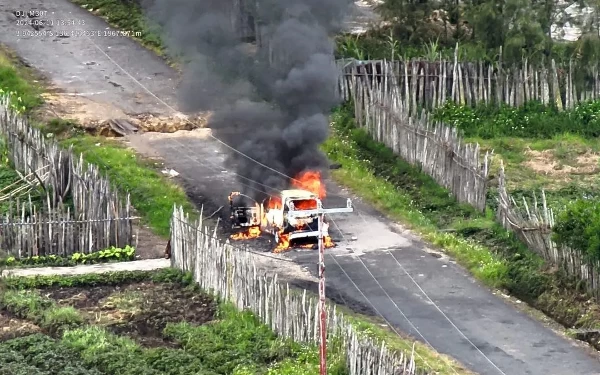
left=2, top=1, right=600, bottom=374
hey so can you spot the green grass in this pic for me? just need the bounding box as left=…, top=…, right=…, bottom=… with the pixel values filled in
left=61, top=136, right=196, bottom=237
left=0, top=46, right=43, bottom=112
left=323, top=104, right=600, bottom=348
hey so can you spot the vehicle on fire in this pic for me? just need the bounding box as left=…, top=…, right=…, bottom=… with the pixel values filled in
left=229, top=189, right=353, bottom=249
left=228, top=192, right=260, bottom=229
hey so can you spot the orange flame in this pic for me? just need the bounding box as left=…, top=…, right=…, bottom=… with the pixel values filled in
left=292, top=199, right=317, bottom=210
left=230, top=226, right=261, bottom=240
left=266, top=196, right=282, bottom=209
left=274, top=232, right=290, bottom=253
left=292, top=171, right=325, bottom=199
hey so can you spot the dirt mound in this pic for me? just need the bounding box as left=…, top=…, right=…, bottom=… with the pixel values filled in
left=37, top=92, right=209, bottom=136
left=523, top=149, right=600, bottom=177
left=0, top=312, right=41, bottom=341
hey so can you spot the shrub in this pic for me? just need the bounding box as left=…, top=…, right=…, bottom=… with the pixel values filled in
left=432, top=100, right=600, bottom=139
left=552, top=199, right=600, bottom=263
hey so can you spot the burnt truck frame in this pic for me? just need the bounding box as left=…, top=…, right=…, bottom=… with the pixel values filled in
left=228, top=192, right=260, bottom=229
left=229, top=189, right=353, bottom=245
left=262, top=189, right=353, bottom=245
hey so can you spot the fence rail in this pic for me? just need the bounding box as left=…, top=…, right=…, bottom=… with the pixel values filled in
left=170, top=206, right=429, bottom=375
left=339, top=54, right=600, bottom=115
left=0, top=96, right=134, bottom=257
left=338, top=60, right=491, bottom=211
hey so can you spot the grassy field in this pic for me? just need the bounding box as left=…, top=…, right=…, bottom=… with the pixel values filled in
left=0, top=269, right=470, bottom=375
left=432, top=100, right=600, bottom=198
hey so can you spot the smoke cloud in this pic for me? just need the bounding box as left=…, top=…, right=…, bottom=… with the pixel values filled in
left=142, top=0, right=352, bottom=202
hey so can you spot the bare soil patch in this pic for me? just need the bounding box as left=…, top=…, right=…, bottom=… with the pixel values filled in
left=45, top=282, right=216, bottom=347
left=523, top=149, right=600, bottom=178
left=0, top=312, right=41, bottom=341
left=39, top=91, right=208, bottom=135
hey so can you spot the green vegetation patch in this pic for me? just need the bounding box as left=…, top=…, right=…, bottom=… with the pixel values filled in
left=62, top=136, right=196, bottom=237
left=0, top=334, right=103, bottom=375
left=0, top=45, right=43, bottom=113
left=323, top=104, right=600, bottom=349
left=1, top=245, right=136, bottom=268
left=0, top=268, right=472, bottom=374
left=433, top=100, right=600, bottom=139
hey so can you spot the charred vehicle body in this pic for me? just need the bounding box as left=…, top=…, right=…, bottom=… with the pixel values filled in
left=228, top=192, right=260, bottom=229
left=229, top=189, right=353, bottom=247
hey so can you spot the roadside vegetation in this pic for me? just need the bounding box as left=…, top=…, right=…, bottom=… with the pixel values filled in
left=0, top=246, right=135, bottom=268
left=337, top=0, right=600, bottom=65
left=0, top=269, right=470, bottom=374
left=62, top=136, right=196, bottom=237
left=71, top=0, right=164, bottom=57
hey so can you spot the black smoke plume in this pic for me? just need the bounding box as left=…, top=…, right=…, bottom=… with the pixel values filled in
left=142, top=0, right=352, bottom=203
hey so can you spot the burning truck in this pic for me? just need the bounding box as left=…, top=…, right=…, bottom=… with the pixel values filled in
left=229, top=171, right=353, bottom=252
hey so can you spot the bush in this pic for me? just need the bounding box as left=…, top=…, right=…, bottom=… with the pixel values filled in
left=0, top=246, right=136, bottom=268
left=432, top=100, right=600, bottom=139
left=552, top=199, right=600, bottom=263
left=0, top=334, right=103, bottom=375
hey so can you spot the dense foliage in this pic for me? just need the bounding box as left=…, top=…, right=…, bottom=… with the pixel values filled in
left=432, top=100, right=600, bottom=139
left=553, top=199, right=600, bottom=263
left=338, top=0, right=600, bottom=66
left=0, top=246, right=136, bottom=268
left=0, top=334, right=103, bottom=375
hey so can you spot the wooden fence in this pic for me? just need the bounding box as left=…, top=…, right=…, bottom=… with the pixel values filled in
left=170, top=206, right=431, bottom=375
left=339, top=55, right=600, bottom=115
left=0, top=96, right=134, bottom=257
left=338, top=59, right=491, bottom=212
left=496, top=163, right=600, bottom=298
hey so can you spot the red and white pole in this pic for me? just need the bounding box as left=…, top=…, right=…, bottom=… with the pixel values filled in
left=318, top=212, right=327, bottom=375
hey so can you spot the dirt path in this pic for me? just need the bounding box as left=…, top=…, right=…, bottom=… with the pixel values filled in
left=2, top=1, right=600, bottom=373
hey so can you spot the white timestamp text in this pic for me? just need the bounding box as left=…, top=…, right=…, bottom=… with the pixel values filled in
left=16, top=30, right=142, bottom=38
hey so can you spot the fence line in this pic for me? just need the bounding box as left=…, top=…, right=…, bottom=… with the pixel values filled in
left=0, top=96, right=134, bottom=257
left=338, top=59, right=491, bottom=211
left=339, top=53, right=599, bottom=115
left=170, top=206, right=430, bottom=374
left=496, top=163, right=600, bottom=298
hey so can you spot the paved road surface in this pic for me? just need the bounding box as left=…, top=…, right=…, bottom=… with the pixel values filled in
left=1, top=1, right=600, bottom=374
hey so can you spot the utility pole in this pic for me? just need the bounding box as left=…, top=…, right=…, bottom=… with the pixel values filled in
left=286, top=197, right=354, bottom=375
left=318, top=211, right=327, bottom=375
